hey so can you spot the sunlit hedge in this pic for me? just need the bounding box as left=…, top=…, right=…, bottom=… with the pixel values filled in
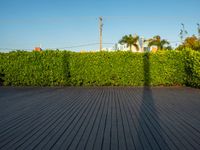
left=0, top=51, right=70, bottom=86
left=69, top=51, right=186, bottom=86
left=0, top=49, right=199, bottom=87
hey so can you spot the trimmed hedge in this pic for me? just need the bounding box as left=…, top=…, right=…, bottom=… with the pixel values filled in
left=0, top=51, right=70, bottom=86
left=184, top=49, right=200, bottom=87
left=69, top=51, right=186, bottom=86
left=0, top=49, right=199, bottom=87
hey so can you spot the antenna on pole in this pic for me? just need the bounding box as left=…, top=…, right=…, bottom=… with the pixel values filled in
left=99, top=17, right=103, bottom=51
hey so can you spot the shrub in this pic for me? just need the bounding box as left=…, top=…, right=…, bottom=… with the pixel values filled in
left=0, top=50, right=199, bottom=87
left=176, top=36, right=200, bottom=51
left=0, top=51, right=70, bottom=86
left=146, top=51, right=186, bottom=86
left=69, top=51, right=186, bottom=86
left=184, top=49, right=200, bottom=87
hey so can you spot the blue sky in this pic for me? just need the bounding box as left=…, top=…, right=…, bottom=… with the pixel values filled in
left=0, top=0, right=200, bottom=51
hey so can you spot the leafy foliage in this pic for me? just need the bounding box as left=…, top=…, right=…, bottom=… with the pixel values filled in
left=119, top=34, right=139, bottom=51
left=179, top=23, right=188, bottom=42
left=148, top=35, right=171, bottom=50
left=177, top=35, right=200, bottom=51
left=0, top=50, right=199, bottom=87
left=0, top=51, right=70, bottom=86
left=184, top=49, right=200, bottom=87
left=197, top=23, right=200, bottom=39
left=69, top=51, right=186, bottom=86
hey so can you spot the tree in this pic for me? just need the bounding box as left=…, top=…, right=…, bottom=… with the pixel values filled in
left=177, top=35, right=200, bottom=51
left=179, top=23, right=188, bottom=42
left=148, top=35, right=170, bottom=50
left=119, top=34, right=139, bottom=51
left=197, top=23, right=200, bottom=39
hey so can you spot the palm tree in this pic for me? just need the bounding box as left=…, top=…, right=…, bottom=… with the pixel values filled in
left=119, top=34, right=139, bottom=51
left=148, top=35, right=170, bottom=50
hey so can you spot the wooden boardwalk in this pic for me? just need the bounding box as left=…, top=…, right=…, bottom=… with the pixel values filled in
left=0, top=87, right=200, bottom=150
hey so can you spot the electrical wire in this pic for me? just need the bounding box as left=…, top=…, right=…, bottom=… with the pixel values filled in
left=0, top=40, right=182, bottom=52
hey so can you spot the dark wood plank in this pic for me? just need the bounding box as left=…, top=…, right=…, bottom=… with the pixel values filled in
left=0, top=87, right=200, bottom=150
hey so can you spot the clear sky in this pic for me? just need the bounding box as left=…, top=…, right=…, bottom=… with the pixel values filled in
left=0, top=0, right=200, bottom=51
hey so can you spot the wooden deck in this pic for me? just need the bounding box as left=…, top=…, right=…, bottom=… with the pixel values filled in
left=0, top=87, right=200, bottom=150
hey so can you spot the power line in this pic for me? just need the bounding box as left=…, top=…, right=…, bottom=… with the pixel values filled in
left=52, top=42, right=116, bottom=49
left=0, top=40, right=181, bottom=51
left=0, top=48, right=32, bottom=51
left=51, top=43, right=99, bottom=49
left=0, top=42, right=116, bottom=51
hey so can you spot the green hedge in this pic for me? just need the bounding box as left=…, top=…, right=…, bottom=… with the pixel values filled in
left=184, top=49, right=200, bottom=87
left=69, top=51, right=186, bottom=86
left=0, top=51, right=70, bottom=86
left=0, top=50, right=199, bottom=87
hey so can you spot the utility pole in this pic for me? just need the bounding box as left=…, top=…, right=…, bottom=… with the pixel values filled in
left=99, top=17, right=103, bottom=51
